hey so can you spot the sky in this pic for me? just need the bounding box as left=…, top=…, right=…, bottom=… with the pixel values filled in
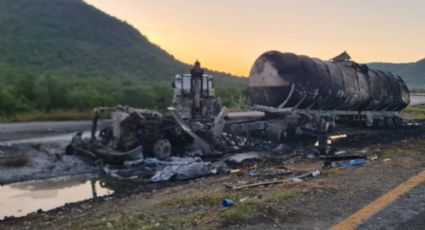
left=85, top=0, right=425, bottom=76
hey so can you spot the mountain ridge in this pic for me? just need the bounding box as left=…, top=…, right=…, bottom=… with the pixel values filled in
left=0, top=0, right=247, bottom=88
left=367, top=58, right=425, bottom=88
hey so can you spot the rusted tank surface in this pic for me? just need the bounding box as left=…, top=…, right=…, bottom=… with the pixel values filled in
left=249, top=51, right=410, bottom=111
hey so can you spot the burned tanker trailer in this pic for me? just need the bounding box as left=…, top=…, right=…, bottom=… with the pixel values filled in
left=248, top=51, right=410, bottom=128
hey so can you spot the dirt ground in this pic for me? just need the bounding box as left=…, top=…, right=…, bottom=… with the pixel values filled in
left=2, top=125, right=425, bottom=230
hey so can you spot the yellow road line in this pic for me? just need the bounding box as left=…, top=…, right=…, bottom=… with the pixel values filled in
left=331, top=170, right=425, bottom=230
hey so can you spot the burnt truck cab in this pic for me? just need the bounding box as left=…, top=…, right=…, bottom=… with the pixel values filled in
left=171, top=74, right=222, bottom=120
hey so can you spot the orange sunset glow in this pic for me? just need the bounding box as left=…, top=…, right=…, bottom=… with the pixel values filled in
left=85, top=0, right=425, bottom=76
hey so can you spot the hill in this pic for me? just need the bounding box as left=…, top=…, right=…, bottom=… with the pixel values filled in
left=368, top=59, right=425, bottom=89
left=0, top=0, right=247, bottom=115
left=0, top=0, right=246, bottom=88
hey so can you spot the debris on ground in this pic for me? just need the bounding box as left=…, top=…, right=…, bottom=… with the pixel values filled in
left=150, top=157, right=229, bottom=182
left=291, top=170, right=321, bottom=182
left=229, top=169, right=322, bottom=190
left=230, top=179, right=290, bottom=190
left=369, top=155, right=379, bottom=161
left=222, top=199, right=234, bottom=207
left=225, top=152, right=262, bottom=165
left=98, top=156, right=230, bottom=182
left=339, top=159, right=367, bottom=168
left=323, top=154, right=367, bottom=168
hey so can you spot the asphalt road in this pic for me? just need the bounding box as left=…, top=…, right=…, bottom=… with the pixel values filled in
left=0, top=120, right=110, bottom=141
left=409, top=95, right=425, bottom=106
left=359, top=174, right=425, bottom=230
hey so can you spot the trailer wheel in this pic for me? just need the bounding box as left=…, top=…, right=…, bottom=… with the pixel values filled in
left=393, top=117, right=404, bottom=127
left=365, top=119, right=374, bottom=127
left=153, top=139, right=172, bottom=160
left=385, top=118, right=394, bottom=128
left=374, top=119, right=385, bottom=128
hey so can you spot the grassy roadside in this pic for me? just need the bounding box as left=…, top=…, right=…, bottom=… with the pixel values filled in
left=79, top=189, right=299, bottom=230
left=402, top=105, right=425, bottom=120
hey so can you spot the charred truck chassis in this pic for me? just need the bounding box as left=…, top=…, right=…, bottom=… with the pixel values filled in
left=67, top=53, right=411, bottom=164
left=249, top=105, right=404, bottom=128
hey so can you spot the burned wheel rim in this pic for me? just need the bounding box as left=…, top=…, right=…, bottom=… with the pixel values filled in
left=153, top=139, right=172, bottom=160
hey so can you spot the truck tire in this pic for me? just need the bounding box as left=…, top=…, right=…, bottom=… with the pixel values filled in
left=153, top=139, right=172, bottom=160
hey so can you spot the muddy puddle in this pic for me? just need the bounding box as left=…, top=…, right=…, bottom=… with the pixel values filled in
left=0, top=176, right=113, bottom=219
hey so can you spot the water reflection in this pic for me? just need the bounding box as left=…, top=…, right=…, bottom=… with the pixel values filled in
left=0, top=176, right=113, bottom=219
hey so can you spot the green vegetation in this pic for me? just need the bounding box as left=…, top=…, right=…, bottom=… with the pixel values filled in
left=220, top=200, right=257, bottom=222
left=402, top=105, right=425, bottom=120
left=220, top=191, right=297, bottom=223
left=0, top=111, right=93, bottom=122
left=378, top=136, right=425, bottom=159
left=0, top=0, right=247, bottom=86
left=0, top=73, right=247, bottom=120
left=328, top=170, right=345, bottom=178
left=381, top=149, right=399, bottom=159
left=168, top=211, right=209, bottom=228
left=154, top=193, right=241, bottom=208
left=79, top=190, right=298, bottom=229
left=0, top=0, right=248, bottom=120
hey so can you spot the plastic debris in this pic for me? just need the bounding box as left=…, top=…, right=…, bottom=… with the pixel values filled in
left=225, top=152, right=261, bottom=164
left=272, top=144, right=284, bottom=152
left=291, top=170, right=321, bottom=182
left=248, top=172, right=257, bottom=177
left=291, top=178, right=303, bottom=183
left=369, top=155, right=378, bottom=161
left=312, top=170, right=321, bottom=177
left=222, top=199, right=234, bottom=207
left=339, top=159, right=367, bottom=168
left=334, top=150, right=347, bottom=155
left=239, top=197, right=249, bottom=202
left=260, top=168, right=281, bottom=178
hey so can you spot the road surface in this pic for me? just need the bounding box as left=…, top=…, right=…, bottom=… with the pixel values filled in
left=0, top=120, right=110, bottom=141
left=409, top=95, right=425, bottom=106
left=359, top=179, right=425, bottom=230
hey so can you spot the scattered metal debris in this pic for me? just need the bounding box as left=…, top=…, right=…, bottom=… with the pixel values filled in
left=230, top=179, right=290, bottom=190
left=339, top=159, right=367, bottom=168
left=150, top=158, right=228, bottom=182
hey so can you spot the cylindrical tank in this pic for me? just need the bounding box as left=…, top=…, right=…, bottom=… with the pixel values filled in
left=249, top=51, right=410, bottom=111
